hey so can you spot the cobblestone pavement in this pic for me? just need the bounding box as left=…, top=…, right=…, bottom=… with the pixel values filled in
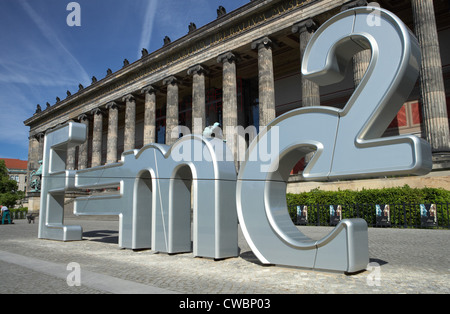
left=0, top=218, right=449, bottom=295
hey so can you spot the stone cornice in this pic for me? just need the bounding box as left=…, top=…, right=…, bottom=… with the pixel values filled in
left=141, top=85, right=158, bottom=95
left=217, top=52, right=238, bottom=64
left=291, top=18, right=319, bottom=34
left=122, top=94, right=136, bottom=103
left=77, top=113, right=89, bottom=122
left=91, top=107, right=105, bottom=116
left=24, top=0, right=267, bottom=128
left=187, top=64, right=210, bottom=76
left=251, top=36, right=273, bottom=50
left=163, top=76, right=179, bottom=86
left=341, top=0, right=368, bottom=12
left=24, top=0, right=343, bottom=135
left=105, top=101, right=121, bottom=111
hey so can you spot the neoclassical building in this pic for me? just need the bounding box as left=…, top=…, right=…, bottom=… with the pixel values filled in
left=24, top=0, right=450, bottom=196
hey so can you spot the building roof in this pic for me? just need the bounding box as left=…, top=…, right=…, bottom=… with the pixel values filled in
left=1, top=159, right=28, bottom=170
left=22, top=0, right=273, bottom=129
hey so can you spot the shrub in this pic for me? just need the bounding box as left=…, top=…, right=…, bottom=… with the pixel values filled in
left=287, top=185, right=450, bottom=206
left=286, top=185, right=450, bottom=227
left=9, top=207, right=28, bottom=219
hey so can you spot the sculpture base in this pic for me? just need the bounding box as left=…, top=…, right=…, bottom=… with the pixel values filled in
left=27, top=192, right=41, bottom=214
left=432, top=153, right=450, bottom=170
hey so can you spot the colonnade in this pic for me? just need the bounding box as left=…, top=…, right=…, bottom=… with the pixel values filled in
left=27, top=0, right=450, bottom=177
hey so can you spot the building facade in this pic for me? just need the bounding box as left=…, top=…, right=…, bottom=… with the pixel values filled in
left=24, top=0, right=450, bottom=195
left=1, top=159, right=28, bottom=192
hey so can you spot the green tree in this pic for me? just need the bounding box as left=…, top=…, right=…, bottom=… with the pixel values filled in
left=0, top=160, right=22, bottom=208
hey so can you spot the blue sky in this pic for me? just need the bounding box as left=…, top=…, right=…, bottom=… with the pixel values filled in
left=0, top=0, right=248, bottom=161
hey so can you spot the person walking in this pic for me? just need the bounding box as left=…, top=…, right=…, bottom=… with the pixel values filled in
left=1, top=205, right=11, bottom=225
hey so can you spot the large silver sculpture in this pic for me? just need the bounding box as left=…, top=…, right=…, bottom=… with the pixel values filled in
left=39, top=124, right=238, bottom=259
left=237, top=6, right=431, bottom=272
left=38, top=7, right=432, bottom=273
left=74, top=135, right=238, bottom=259
left=38, top=123, right=86, bottom=241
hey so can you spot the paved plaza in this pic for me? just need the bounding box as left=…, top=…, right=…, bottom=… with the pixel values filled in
left=0, top=217, right=449, bottom=295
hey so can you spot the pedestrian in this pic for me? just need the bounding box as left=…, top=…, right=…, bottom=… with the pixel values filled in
left=1, top=205, right=11, bottom=225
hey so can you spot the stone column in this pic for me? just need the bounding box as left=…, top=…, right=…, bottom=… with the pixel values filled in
left=26, top=134, right=40, bottom=192
left=340, top=1, right=371, bottom=88
left=339, top=1, right=369, bottom=88
left=292, top=19, right=321, bottom=107
left=91, top=108, right=105, bottom=167
left=106, top=101, right=120, bottom=164
left=66, top=147, right=76, bottom=170
left=188, top=65, right=208, bottom=135
left=217, top=52, right=241, bottom=170
left=66, top=120, right=76, bottom=170
left=77, top=114, right=89, bottom=170
left=28, top=134, right=40, bottom=170
left=123, top=94, right=136, bottom=152
left=217, top=52, right=238, bottom=139
left=292, top=19, right=322, bottom=166
left=163, top=76, right=179, bottom=146
left=353, top=50, right=371, bottom=87
left=218, top=52, right=242, bottom=163
left=411, top=0, right=450, bottom=154
left=141, top=85, right=157, bottom=145
left=36, top=132, right=45, bottom=162
left=252, top=37, right=276, bottom=130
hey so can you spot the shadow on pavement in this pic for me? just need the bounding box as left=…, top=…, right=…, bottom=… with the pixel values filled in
left=83, top=230, right=119, bottom=244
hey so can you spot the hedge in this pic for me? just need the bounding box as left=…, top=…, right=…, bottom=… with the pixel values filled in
left=8, top=208, right=28, bottom=220
left=286, top=185, right=450, bottom=206
left=286, top=185, right=450, bottom=228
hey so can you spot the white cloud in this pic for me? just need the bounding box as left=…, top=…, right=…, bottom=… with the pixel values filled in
left=18, top=1, right=90, bottom=85
left=0, top=86, right=33, bottom=154
left=137, top=0, right=159, bottom=59
left=0, top=58, right=83, bottom=87
left=0, top=1, right=93, bottom=159
left=146, top=0, right=243, bottom=49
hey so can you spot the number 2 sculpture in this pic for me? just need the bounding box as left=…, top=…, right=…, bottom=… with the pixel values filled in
left=38, top=7, right=431, bottom=273
left=236, top=6, right=431, bottom=272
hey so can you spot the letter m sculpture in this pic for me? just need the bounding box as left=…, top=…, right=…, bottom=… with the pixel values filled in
left=38, top=122, right=238, bottom=260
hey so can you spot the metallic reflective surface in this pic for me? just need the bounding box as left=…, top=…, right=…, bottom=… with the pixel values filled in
left=302, top=7, right=432, bottom=179
left=74, top=135, right=238, bottom=259
left=38, top=122, right=87, bottom=242
left=39, top=123, right=238, bottom=260
left=39, top=7, right=432, bottom=273
left=236, top=7, right=431, bottom=272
